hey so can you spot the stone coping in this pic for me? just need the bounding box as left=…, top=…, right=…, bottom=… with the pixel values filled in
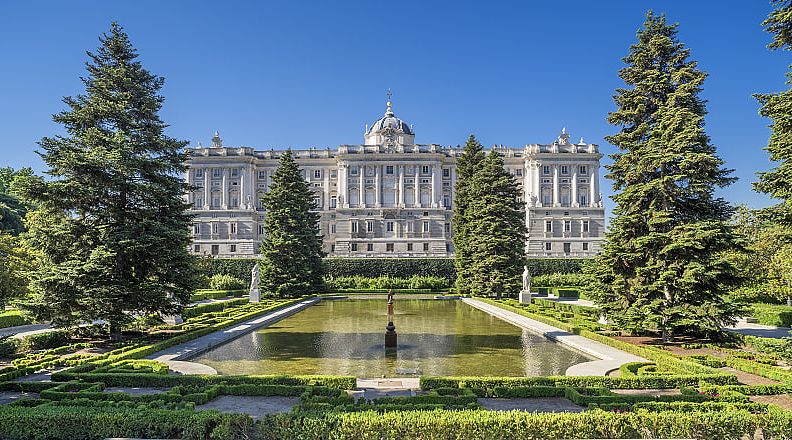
left=146, top=298, right=321, bottom=374
left=462, top=298, right=645, bottom=376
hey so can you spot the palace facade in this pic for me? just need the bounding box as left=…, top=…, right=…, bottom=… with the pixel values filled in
left=185, top=99, right=605, bottom=258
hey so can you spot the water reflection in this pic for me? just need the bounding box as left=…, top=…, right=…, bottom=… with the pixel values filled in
left=194, top=299, right=593, bottom=377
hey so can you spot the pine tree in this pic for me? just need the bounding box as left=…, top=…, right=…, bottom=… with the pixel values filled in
left=755, top=0, right=792, bottom=226
left=0, top=167, right=35, bottom=235
left=259, top=149, right=324, bottom=297
left=466, top=150, right=526, bottom=298
left=20, top=23, right=198, bottom=340
left=589, top=12, right=740, bottom=341
left=451, top=135, right=486, bottom=295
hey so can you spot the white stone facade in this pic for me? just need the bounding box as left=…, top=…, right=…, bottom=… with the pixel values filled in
left=185, top=101, right=604, bottom=258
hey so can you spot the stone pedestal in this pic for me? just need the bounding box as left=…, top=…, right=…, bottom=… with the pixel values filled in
left=249, top=288, right=260, bottom=303
left=384, top=321, right=397, bottom=348
left=163, top=315, right=183, bottom=325
left=519, top=290, right=532, bottom=304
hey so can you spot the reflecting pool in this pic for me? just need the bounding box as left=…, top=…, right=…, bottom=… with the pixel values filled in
left=193, top=298, right=593, bottom=377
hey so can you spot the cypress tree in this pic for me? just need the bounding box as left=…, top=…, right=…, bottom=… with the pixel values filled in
left=452, top=135, right=486, bottom=295
left=259, top=149, right=324, bottom=297
left=755, top=0, right=792, bottom=226
left=20, top=23, right=198, bottom=339
left=466, top=150, right=527, bottom=298
left=590, top=12, right=740, bottom=341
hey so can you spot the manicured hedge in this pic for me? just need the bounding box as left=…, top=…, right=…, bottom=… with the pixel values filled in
left=0, top=310, right=31, bottom=329
left=323, top=258, right=456, bottom=281
left=0, top=405, right=250, bottom=440
left=748, top=303, right=792, bottom=327
left=419, top=373, right=737, bottom=391
left=183, top=297, right=249, bottom=319
left=255, top=409, right=789, bottom=440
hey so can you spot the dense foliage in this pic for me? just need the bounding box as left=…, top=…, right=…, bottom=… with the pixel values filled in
left=464, top=150, right=527, bottom=298
left=323, top=258, right=456, bottom=281
left=325, top=275, right=449, bottom=290
left=208, top=274, right=247, bottom=291
left=451, top=135, right=486, bottom=296
left=18, top=23, right=199, bottom=339
left=259, top=150, right=325, bottom=297
left=589, top=12, right=741, bottom=341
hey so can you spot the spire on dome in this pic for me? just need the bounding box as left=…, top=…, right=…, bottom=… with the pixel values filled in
left=385, top=89, right=394, bottom=115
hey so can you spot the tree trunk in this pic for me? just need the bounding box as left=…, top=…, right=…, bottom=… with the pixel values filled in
left=108, top=319, right=122, bottom=342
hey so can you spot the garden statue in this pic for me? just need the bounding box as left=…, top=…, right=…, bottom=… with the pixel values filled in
left=520, top=266, right=532, bottom=304
left=249, top=262, right=261, bottom=303
left=385, top=289, right=397, bottom=349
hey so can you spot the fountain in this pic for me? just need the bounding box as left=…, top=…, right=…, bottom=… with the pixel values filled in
left=384, top=290, right=397, bottom=349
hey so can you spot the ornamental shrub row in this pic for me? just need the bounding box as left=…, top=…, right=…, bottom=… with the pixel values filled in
left=208, top=274, right=248, bottom=291
left=531, top=273, right=592, bottom=287
left=324, top=275, right=449, bottom=290
left=0, top=310, right=31, bottom=329
left=419, top=373, right=737, bottom=391
left=183, top=297, right=249, bottom=319
left=748, top=303, right=792, bottom=327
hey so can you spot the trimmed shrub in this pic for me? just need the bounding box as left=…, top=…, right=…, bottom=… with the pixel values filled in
left=748, top=303, right=792, bottom=327
left=324, top=275, right=449, bottom=290
left=19, top=330, right=71, bottom=351
left=183, top=297, right=249, bottom=319
left=0, top=310, right=31, bottom=329
left=323, top=258, right=456, bottom=281
left=531, top=273, right=592, bottom=287
left=0, top=337, right=18, bottom=357
left=196, top=258, right=257, bottom=281
left=208, top=274, right=247, bottom=291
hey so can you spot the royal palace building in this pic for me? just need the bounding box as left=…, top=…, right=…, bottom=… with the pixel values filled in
left=185, top=98, right=605, bottom=258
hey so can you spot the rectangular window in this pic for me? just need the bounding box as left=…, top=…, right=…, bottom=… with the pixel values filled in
left=258, top=170, right=266, bottom=179
left=443, top=168, right=450, bottom=178
left=230, top=223, right=237, bottom=234
left=194, top=197, right=203, bottom=208
left=211, top=223, right=219, bottom=234
left=367, top=243, right=374, bottom=252
left=543, top=165, right=550, bottom=175
left=351, top=222, right=358, bottom=233
left=258, top=224, right=265, bottom=235
left=422, top=221, right=429, bottom=233
left=331, top=244, right=336, bottom=252
left=563, top=243, right=571, bottom=254
left=314, top=170, right=321, bottom=179
left=422, top=165, right=429, bottom=174
left=516, top=168, right=523, bottom=176
left=386, top=165, right=394, bottom=175
left=230, top=197, right=239, bottom=208
left=193, top=244, right=200, bottom=253
left=231, top=168, right=239, bottom=177
left=582, top=220, right=590, bottom=233
left=579, top=165, right=588, bottom=175
left=351, top=166, right=359, bottom=175
left=193, top=224, right=200, bottom=234
left=545, top=242, right=552, bottom=251
left=386, top=243, right=394, bottom=252
left=583, top=242, right=589, bottom=251
left=423, top=243, right=429, bottom=251
left=213, top=169, right=221, bottom=178
left=330, top=196, right=337, bottom=208
left=407, top=222, right=414, bottom=233
left=561, top=165, right=568, bottom=175
left=211, top=245, right=219, bottom=255
left=545, top=220, right=552, bottom=233
left=407, top=243, right=413, bottom=251
left=444, top=223, right=451, bottom=234
left=443, top=196, right=451, bottom=208
left=564, top=220, right=571, bottom=232
left=195, top=169, right=204, bottom=178
left=351, top=243, right=358, bottom=252
left=366, top=220, right=374, bottom=232
left=230, top=244, right=237, bottom=253
left=331, top=223, right=337, bottom=233
left=386, top=221, right=394, bottom=232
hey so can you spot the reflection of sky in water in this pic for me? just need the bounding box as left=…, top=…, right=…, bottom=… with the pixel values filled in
left=194, top=299, right=593, bottom=377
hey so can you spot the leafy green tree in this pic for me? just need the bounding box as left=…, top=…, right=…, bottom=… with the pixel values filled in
left=589, top=12, right=741, bottom=341
left=465, top=150, right=526, bottom=298
left=452, top=135, right=486, bottom=295
left=767, top=244, right=792, bottom=305
left=755, top=0, right=792, bottom=226
left=259, top=149, right=324, bottom=297
left=0, top=232, right=32, bottom=306
left=20, top=23, right=199, bottom=339
left=0, top=167, right=35, bottom=235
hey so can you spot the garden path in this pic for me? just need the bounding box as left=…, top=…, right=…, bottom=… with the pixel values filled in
left=723, top=319, right=791, bottom=339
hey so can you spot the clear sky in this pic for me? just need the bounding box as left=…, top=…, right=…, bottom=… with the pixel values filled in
left=0, top=1, right=787, bottom=214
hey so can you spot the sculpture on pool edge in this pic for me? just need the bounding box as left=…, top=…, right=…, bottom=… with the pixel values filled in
left=249, top=262, right=261, bottom=303
left=385, top=290, right=397, bottom=349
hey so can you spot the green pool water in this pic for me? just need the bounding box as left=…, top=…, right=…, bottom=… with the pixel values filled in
left=193, top=298, right=593, bottom=377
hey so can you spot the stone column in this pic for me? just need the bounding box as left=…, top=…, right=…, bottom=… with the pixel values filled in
left=431, top=164, right=439, bottom=208
left=323, top=168, right=330, bottom=211
left=552, top=164, right=559, bottom=207
left=375, top=164, right=381, bottom=207
left=203, top=167, right=210, bottom=209
left=591, top=165, right=599, bottom=207
left=572, top=166, right=578, bottom=207
left=359, top=164, right=365, bottom=207
left=397, top=165, right=404, bottom=208
left=240, top=166, right=246, bottom=209
left=533, top=163, right=540, bottom=206
left=221, top=168, right=228, bottom=209
left=414, top=169, right=421, bottom=208
left=339, top=164, right=347, bottom=208
left=185, top=168, right=193, bottom=206
left=523, top=161, right=530, bottom=206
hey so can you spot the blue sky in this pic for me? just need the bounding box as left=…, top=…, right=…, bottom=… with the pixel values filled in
left=0, top=1, right=787, bottom=213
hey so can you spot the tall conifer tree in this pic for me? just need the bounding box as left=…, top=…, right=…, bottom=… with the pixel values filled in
left=590, top=12, right=740, bottom=341
left=259, top=149, right=324, bottom=297
left=466, top=150, right=526, bottom=298
left=20, top=23, right=198, bottom=339
left=452, top=135, right=485, bottom=295
left=755, top=0, right=792, bottom=226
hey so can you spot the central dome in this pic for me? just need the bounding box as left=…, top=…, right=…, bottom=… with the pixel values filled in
left=367, top=101, right=413, bottom=135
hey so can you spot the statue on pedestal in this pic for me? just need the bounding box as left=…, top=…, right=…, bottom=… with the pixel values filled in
left=249, top=262, right=261, bottom=303
left=522, top=265, right=531, bottom=293
left=384, top=290, right=397, bottom=349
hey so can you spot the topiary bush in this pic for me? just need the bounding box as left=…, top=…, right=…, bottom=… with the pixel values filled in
left=20, top=330, right=71, bottom=351
left=208, top=274, right=247, bottom=291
